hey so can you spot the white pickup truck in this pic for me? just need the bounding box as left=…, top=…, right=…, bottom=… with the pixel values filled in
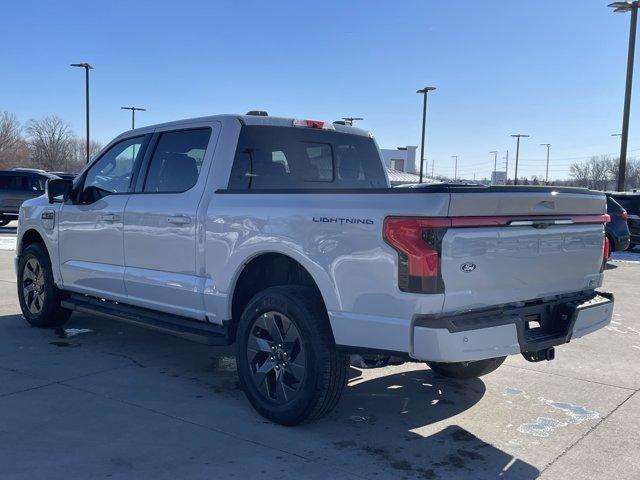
left=15, top=113, right=613, bottom=425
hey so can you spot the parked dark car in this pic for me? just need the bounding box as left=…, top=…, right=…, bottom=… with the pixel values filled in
left=607, top=192, right=640, bottom=249
left=48, top=172, right=77, bottom=181
left=0, top=169, right=58, bottom=226
left=604, top=195, right=631, bottom=252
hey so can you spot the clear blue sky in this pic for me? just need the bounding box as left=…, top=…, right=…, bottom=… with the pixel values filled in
left=2, top=0, right=638, bottom=180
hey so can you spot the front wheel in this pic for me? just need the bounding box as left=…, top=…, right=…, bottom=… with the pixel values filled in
left=236, top=286, right=349, bottom=425
left=17, top=243, right=71, bottom=328
left=426, top=356, right=506, bottom=380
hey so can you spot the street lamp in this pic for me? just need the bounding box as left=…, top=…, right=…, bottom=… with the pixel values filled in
left=540, top=143, right=551, bottom=184
left=417, top=86, right=436, bottom=183
left=121, top=106, right=146, bottom=130
left=451, top=155, right=458, bottom=181
left=70, top=62, right=93, bottom=163
left=342, top=117, right=363, bottom=126
left=609, top=1, right=639, bottom=191
left=511, top=134, right=530, bottom=185
left=490, top=151, right=498, bottom=184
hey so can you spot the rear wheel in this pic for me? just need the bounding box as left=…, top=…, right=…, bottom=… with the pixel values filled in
left=426, top=356, right=506, bottom=380
left=236, top=285, right=349, bottom=425
left=17, top=243, right=71, bottom=328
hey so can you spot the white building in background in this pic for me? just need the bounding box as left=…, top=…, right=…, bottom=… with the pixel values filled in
left=380, top=146, right=438, bottom=186
left=491, top=171, right=507, bottom=185
left=380, top=146, right=418, bottom=174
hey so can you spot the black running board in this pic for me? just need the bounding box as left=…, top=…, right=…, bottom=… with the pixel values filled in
left=61, top=294, right=231, bottom=346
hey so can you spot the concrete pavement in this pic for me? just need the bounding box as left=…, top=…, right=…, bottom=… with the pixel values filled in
left=0, top=248, right=638, bottom=479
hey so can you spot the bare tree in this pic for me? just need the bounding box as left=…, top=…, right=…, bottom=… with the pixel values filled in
left=0, top=111, right=30, bottom=169
left=25, top=116, right=74, bottom=171
left=588, top=156, right=610, bottom=191
left=569, top=161, right=591, bottom=188
left=67, top=138, right=102, bottom=173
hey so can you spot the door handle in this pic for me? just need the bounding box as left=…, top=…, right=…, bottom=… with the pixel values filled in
left=167, top=215, right=191, bottom=225
left=100, top=213, right=120, bottom=222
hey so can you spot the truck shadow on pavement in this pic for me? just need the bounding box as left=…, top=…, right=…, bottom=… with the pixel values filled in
left=0, top=312, right=540, bottom=480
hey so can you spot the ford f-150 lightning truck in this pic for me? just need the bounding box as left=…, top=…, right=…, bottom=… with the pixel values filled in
left=15, top=113, right=613, bottom=424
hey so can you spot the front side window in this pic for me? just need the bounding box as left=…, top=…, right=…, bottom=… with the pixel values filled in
left=143, top=128, right=211, bottom=193
left=83, top=136, right=145, bottom=199
left=27, top=175, right=46, bottom=192
left=228, top=126, right=387, bottom=189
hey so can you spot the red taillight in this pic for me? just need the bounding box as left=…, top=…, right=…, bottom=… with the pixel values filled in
left=603, top=235, right=611, bottom=262
left=383, top=217, right=450, bottom=293
left=292, top=119, right=335, bottom=130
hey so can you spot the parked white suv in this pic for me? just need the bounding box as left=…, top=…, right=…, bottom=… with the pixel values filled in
left=15, top=113, right=614, bottom=424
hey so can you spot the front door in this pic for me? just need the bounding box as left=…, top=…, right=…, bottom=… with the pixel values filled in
left=123, top=126, right=215, bottom=319
left=58, top=135, right=148, bottom=299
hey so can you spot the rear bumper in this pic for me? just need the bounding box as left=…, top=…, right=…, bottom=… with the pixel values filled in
left=411, top=291, right=614, bottom=362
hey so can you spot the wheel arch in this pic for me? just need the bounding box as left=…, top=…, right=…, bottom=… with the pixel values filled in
left=19, top=228, right=47, bottom=256
left=229, top=251, right=339, bottom=331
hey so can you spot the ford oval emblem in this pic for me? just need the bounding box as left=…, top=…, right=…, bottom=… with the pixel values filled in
left=461, top=262, right=477, bottom=273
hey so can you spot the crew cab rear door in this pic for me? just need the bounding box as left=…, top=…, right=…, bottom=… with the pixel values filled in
left=123, top=123, right=219, bottom=320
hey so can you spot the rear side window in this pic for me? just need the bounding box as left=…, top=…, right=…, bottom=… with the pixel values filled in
left=612, top=195, right=640, bottom=214
left=228, top=126, right=387, bottom=189
left=144, top=128, right=211, bottom=193
left=607, top=197, right=624, bottom=214
left=0, top=174, right=25, bottom=190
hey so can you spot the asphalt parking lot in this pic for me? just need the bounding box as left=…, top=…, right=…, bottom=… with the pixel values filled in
left=0, top=223, right=639, bottom=479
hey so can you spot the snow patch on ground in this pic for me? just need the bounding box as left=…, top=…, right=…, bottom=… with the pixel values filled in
left=63, top=328, right=93, bottom=337
left=0, top=237, right=16, bottom=251
left=518, top=417, right=568, bottom=437
left=540, top=398, right=600, bottom=424
left=610, top=249, right=640, bottom=263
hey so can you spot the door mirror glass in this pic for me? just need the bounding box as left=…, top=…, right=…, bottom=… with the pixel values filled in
left=46, top=178, right=74, bottom=204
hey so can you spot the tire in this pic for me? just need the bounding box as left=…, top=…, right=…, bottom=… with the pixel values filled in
left=426, top=356, right=506, bottom=380
left=17, top=243, right=71, bottom=328
left=235, top=285, right=349, bottom=425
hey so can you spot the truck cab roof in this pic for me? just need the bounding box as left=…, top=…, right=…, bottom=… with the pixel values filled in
left=118, top=114, right=372, bottom=138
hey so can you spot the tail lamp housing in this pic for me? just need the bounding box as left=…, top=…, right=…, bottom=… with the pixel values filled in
left=383, top=217, right=450, bottom=294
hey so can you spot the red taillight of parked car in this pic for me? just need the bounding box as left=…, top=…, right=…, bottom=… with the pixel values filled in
left=383, top=217, right=450, bottom=294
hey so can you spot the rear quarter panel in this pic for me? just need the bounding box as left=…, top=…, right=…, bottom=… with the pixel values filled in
left=204, top=191, right=450, bottom=352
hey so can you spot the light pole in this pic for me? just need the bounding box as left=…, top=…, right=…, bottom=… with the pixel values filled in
left=70, top=62, right=93, bottom=163
left=417, top=86, right=436, bottom=183
left=490, top=150, right=498, bottom=184
left=511, top=134, right=530, bottom=185
left=451, top=155, right=458, bottom=182
left=121, top=106, right=146, bottom=130
left=342, top=117, right=363, bottom=126
left=609, top=1, right=639, bottom=191
left=540, top=143, right=551, bottom=184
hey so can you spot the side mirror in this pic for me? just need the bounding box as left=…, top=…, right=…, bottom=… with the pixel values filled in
left=46, top=178, right=74, bottom=204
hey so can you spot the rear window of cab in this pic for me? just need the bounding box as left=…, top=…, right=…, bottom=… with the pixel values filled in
left=228, top=126, right=388, bottom=190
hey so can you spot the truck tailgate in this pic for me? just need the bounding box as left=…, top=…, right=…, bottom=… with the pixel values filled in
left=442, top=188, right=607, bottom=312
